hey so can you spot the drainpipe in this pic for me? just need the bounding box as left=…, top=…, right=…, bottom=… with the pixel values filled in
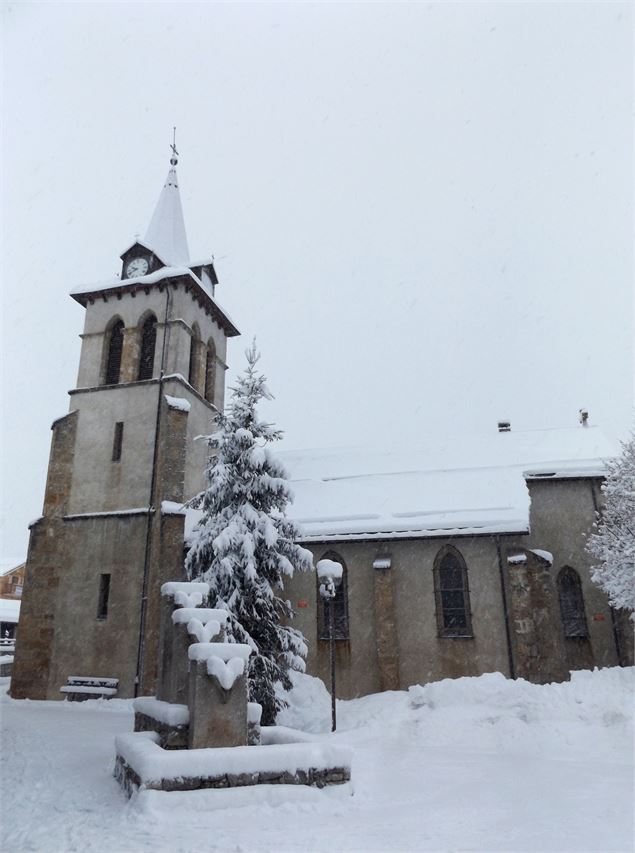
left=134, top=286, right=172, bottom=696
left=495, top=535, right=516, bottom=680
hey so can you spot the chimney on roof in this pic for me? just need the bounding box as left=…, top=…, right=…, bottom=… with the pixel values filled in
left=579, top=408, right=589, bottom=427
left=498, top=420, right=511, bottom=433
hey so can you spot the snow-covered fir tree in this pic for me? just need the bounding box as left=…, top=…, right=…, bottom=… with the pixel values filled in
left=185, top=343, right=313, bottom=723
left=587, top=430, right=635, bottom=616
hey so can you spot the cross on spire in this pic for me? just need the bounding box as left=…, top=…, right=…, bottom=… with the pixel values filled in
left=170, top=126, right=179, bottom=166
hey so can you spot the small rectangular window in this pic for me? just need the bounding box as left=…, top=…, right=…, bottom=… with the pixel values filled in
left=112, top=422, right=124, bottom=461
left=97, top=574, right=111, bottom=620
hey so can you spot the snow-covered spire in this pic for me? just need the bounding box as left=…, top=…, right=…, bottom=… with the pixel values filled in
left=144, top=143, right=190, bottom=266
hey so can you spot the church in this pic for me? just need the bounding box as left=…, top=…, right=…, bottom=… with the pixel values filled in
left=11, top=157, right=633, bottom=703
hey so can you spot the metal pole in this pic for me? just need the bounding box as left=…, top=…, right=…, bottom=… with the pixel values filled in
left=329, top=597, right=336, bottom=731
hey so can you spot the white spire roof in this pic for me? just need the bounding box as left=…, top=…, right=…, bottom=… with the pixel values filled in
left=144, top=165, right=190, bottom=266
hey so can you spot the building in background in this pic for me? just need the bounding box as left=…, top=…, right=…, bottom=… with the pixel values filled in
left=0, top=562, right=25, bottom=600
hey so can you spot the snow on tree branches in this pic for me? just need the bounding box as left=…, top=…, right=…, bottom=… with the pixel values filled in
left=587, top=431, right=635, bottom=617
left=185, top=343, right=313, bottom=723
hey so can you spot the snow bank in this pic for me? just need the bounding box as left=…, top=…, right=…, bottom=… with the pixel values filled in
left=276, top=672, right=333, bottom=733
left=261, top=725, right=316, bottom=745
left=407, top=668, right=634, bottom=760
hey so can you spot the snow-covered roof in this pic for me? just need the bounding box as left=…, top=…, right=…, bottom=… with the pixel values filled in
left=0, top=598, right=21, bottom=623
left=144, top=166, right=190, bottom=266
left=176, top=426, right=615, bottom=544
left=277, top=426, right=616, bottom=542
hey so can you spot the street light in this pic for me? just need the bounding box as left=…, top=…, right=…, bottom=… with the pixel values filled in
left=317, top=558, right=343, bottom=732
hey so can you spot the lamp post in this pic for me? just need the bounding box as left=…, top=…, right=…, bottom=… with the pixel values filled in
left=317, top=559, right=343, bottom=732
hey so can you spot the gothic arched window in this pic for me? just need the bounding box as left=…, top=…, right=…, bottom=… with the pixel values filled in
left=188, top=323, right=201, bottom=389
left=137, top=313, right=157, bottom=381
left=558, top=567, right=588, bottom=638
left=317, top=552, right=349, bottom=640
left=205, top=339, right=216, bottom=404
left=433, top=546, right=473, bottom=637
left=104, top=319, right=124, bottom=385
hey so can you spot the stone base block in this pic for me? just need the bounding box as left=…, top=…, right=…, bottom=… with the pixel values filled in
left=114, top=732, right=352, bottom=798
left=115, top=754, right=350, bottom=796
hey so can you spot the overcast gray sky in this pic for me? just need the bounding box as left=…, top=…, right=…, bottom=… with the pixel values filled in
left=2, top=1, right=633, bottom=562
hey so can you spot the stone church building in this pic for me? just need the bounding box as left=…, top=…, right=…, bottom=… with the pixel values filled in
left=11, top=160, right=633, bottom=703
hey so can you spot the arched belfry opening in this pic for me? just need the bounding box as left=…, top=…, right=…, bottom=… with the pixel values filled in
left=104, top=318, right=124, bottom=385
left=137, top=313, right=157, bottom=381
left=188, top=322, right=201, bottom=390
left=205, top=339, right=216, bottom=404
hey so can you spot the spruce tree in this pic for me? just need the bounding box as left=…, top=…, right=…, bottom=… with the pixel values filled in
left=185, top=343, right=313, bottom=723
left=587, top=430, right=635, bottom=615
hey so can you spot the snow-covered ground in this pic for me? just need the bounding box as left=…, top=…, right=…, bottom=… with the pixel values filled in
left=1, top=668, right=633, bottom=852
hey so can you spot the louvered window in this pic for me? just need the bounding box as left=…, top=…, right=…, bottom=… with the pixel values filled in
left=104, top=320, right=124, bottom=385
left=138, top=315, right=157, bottom=380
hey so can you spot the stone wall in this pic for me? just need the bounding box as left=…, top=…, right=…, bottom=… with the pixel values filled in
left=505, top=548, right=569, bottom=684
left=286, top=534, right=518, bottom=698
left=10, top=411, right=78, bottom=700
left=526, top=477, right=627, bottom=669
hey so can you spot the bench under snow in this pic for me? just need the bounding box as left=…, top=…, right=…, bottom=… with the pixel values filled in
left=60, top=676, right=119, bottom=700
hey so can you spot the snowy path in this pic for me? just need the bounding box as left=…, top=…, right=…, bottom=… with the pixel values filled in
left=1, top=670, right=633, bottom=852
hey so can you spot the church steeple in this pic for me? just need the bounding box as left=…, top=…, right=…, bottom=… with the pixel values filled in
left=143, top=142, right=190, bottom=266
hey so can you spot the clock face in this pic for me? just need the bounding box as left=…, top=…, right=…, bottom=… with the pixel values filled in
left=125, top=257, right=149, bottom=278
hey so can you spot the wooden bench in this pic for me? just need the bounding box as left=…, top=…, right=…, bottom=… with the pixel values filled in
left=60, top=676, right=119, bottom=701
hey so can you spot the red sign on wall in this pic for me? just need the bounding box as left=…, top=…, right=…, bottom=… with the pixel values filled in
left=593, top=614, right=605, bottom=621
left=297, top=600, right=309, bottom=609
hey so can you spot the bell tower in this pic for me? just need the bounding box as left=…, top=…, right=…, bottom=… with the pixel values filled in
left=11, top=150, right=239, bottom=700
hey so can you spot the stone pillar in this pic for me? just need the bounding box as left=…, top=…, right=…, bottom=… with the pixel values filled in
left=506, top=547, right=569, bottom=684
left=194, top=340, right=207, bottom=398
left=373, top=557, right=400, bottom=691
left=42, top=411, right=78, bottom=517
left=188, top=658, right=249, bottom=749
left=156, top=595, right=192, bottom=704
left=119, top=326, right=140, bottom=383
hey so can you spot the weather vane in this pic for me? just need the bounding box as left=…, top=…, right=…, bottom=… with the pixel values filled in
left=170, top=126, right=179, bottom=166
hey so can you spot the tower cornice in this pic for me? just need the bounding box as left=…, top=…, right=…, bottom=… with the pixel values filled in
left=70, top=267, right=239, bottom=337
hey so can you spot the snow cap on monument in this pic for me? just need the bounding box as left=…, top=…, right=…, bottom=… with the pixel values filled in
left=144, top=146, right=190, bottom=266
